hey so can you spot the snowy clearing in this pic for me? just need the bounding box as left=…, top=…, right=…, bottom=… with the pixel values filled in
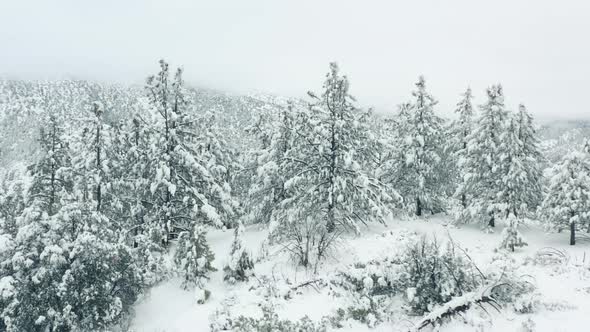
left=130, top=216, right=590, bottom=332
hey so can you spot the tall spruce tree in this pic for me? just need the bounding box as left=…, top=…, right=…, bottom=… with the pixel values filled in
left=451, top=88, right=474, bottom=209
left=392, top=76, right=445, bottom=216
left=462, top=84, right=508, bottom=228
left=279, top=62, right=393, bottom=234
left=497, top=105, right=543, bottom=218
left=144, top=60, right=233, bottom=243
left=541, top=151, right=590, bottom=245
left=28, top=113, right=73, bottom=215
left=247, top=102, right=296, bottom=226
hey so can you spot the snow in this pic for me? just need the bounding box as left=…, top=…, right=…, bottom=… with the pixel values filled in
left=129, top=216, right=590, bottom=331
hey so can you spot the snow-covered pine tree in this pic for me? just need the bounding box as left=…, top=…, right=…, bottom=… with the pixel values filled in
left=499, top=213, right=527, bottom=252
left=191, top=109, right=240, bottom=229
left=223, top=223, right=254, bottom=283
left=71, top=102, right=112, bottom=212
left=144, top=60, right=233, bottom=243
left=1, top=112, right=140, bottom=330
left=109, top=114, right=155, bottom=241
left=391, top=76, right=446, bottom=215
left=56, top=231, right=143, bottom=331
left=109, top=115, right=170, bottom=285
left=541, top=151, right=590, bottom=245
left=450, top=88, right=474, bottom=209
left=462, top=85, right=509, bottom=228
left=174, top=225, right=216, bottom=290
left=281, top=62, right=394, bottom=234
left=27, top=113, right=73, bottom=216
left=496, top=106, right=543, bottom=219
left=515, top=104, right=543, bottom=212
left=0, top=166, right=27, bottom=237
left=247, top=101, right=296, bottom=226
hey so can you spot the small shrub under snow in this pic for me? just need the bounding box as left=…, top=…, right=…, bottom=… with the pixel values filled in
left=223, top=224, right=255, bottom=284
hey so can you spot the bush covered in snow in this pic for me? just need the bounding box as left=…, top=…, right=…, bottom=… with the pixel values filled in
left=225, top=302, right=327, bottom=332
left=400, top=236, right=482, bottom=314
left=330, top=235, right=485, bottom=327
left=223, top=224, right=254, bottom=283
left=1, top=230, right=144, bottom=332
left=272, top=213, right=341, bottom=269
left=338, top=235, right=481, bottom=317
left=498, top=214, right=528, bottom=252
left=486, top=253, right=537, bottom=312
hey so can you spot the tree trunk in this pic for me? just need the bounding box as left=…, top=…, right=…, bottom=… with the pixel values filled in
left=570, top=221, right=576, bottom=246
left=96, top=117, right=102, bottom=213
left=488, top=214, right=495, bottom=228
left=326, top=211, right=335, bottom=233
left=326, top=111, right=337, bottom=233
left=461, top=194, right=466, bottom=209
left=416, top=197, right=422, bottom=216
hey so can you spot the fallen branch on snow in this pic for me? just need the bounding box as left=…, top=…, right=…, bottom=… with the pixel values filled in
left=414, top=285, right=502, bottom=331
left=290, top=278, right=324, bottom=292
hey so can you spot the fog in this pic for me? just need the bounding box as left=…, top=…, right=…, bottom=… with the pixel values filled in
left=1, top=0, right=589, bottom=120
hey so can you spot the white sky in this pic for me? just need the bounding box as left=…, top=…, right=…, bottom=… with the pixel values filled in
left=1, top=0, right=589, bottom=120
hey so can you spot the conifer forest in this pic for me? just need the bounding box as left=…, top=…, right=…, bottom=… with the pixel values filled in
left=1, top=1, right=590, bottom=331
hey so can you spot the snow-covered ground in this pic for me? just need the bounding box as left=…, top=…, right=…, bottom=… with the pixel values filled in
left=130, top=216, right=590, bottom=332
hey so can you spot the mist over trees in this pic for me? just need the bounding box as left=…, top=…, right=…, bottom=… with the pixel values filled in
left=0, top=59, right=587, bottom=331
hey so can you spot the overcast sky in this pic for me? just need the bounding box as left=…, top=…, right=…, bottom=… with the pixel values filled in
left=1, top=0, right=589, bottom=120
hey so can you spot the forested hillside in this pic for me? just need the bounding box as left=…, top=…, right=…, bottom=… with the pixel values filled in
left=1, top=60, right=589, bottom=331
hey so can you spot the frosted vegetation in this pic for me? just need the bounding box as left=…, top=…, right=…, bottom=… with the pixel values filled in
left=0, top=60, right=589, bottom=331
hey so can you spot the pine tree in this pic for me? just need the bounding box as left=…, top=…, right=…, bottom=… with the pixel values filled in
left=497, top=106, right=543, bottom=218
left=514, top=104, right=543, bottom=212
left=144, top=60, right=234, bottom=243
left=223, top=223, right=254, bottom=283
left=0, top=166, right=27, bottom=237
left=174, top=225, right=216, bottom=289
left=71, top=102, right=112, bottom=212
left=450, top=88, right=474, bottom=209
left=247, top=101, right=296, bottom=226
left=541, top=151, right=590, bottom=245
left=462, top=85, right=509, bottom=228
left=109, top=114, right=155, bottom=244
left=391, top=76, right=445, bottom=215
left=281, top=62, right=394, bottom=233
left=57, top=232, right=142, bottom=331
left=499, top=213, right=527, bottom=252
left=28, top=113, right=73, bottom=216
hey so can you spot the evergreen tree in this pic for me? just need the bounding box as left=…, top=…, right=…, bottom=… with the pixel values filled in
left=144, top=60, right=234, bottom=243
left=109, top=114, right=155, bottom=243
left=514, top=104, right=543, bottom=212
left=71, top=102, right=113, bottom=213
left=0, top=166, right=27, bottom=237
left=247, top=102, right=296, bottom=226
left=450, top=88, right=474, bottom=209
left=541, top=151, right=590, bottom=245
left=28, top=113, right=73, bottom=216
left=497, top=106, right=543, bottom=218
left=174, top=225, right=216, bottom=290
left=391, top=76, right=445, bottom=215
left=223, top=223, right=255, bottom=283
left=57, top=232, right=142, bottom=331
left=1, top=102, right=144, bottom=331
left=499, top=213, right=527, bottom=252
left=462, top=85, right=509, bottom=228
left=280, top=62, right=394, bottom=234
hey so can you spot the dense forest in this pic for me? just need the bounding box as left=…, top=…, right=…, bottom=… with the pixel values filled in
left=1, top=60, right=589, bottom=331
